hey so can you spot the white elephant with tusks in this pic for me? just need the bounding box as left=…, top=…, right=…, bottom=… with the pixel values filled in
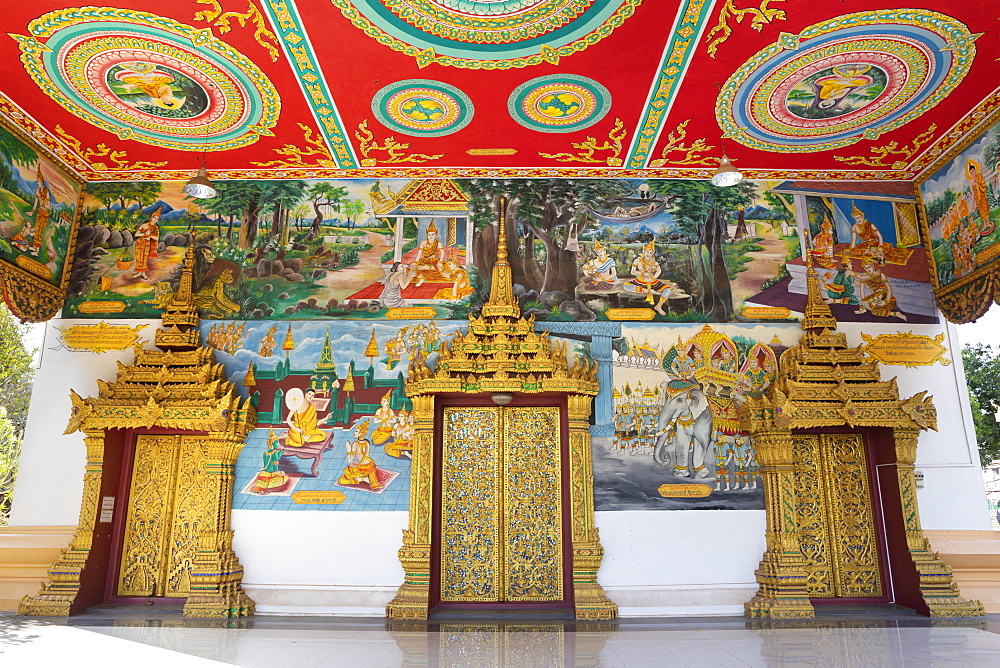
left=653, top=381, right=715, bottom=478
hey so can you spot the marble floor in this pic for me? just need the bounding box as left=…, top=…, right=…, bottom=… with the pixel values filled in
left=2, top=606, right=1000, bottom=667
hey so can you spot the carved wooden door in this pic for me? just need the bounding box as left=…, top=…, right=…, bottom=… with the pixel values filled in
left=116, top=434, right=208, bottom=598
left=438, top=406, right=565, bottom=603
left=792, top=433, right=884, bottom=598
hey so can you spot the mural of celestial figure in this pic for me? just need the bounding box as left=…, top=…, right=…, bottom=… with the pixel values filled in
left=131, top=206, right=161, bottom=279
left=625, top=241, right=675, bottom=315
left=283, top=387, right=329, bottom=448
left=711, top=345, right=737, bottom=373
left=386, top=408, right=413, bottom=459
left=114, top=61, right=183, bottom=110
left=339, top=419, right=381, bottom=489
left=653, top=380, right=714, bottom=478
left=850, top=259, right=907, bottom=320
left=10, top=167, right=51, bottom=256
left=378, top=262, right=415, bottom=308
left=259, top=325, right=278, bottom=357
left=371, top=390, right=396, bottom=446
left=250, top=428, right=289, bottom=494
left=967, top=159, right=994, bottom=234
left=581, top=240, right=618, bottom=289
left=810, top=217, right=836, bottom=269
left=412, top=220, right=446, bottom=286
left=810, top=64, right=874, bottom=111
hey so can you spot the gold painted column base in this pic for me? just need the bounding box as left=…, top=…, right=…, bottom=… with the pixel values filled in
left=744, top=551, right=815, bottom=619
left=572, top=540, right=617, bottom=620
left=182, top=538, right=255, bottom=618
left=386, top=537, right=431, bottom=620
left=17, top=542, right=91, bottom=616
left=909, top=538, right=984, bottom=617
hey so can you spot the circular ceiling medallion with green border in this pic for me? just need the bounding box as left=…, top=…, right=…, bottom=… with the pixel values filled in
left=508, top=74, right=611, bottom=133
left=372, top=80, right=474, bottom=137
left=12, top=7, right=280, bottom=151
left=332, top=0, right=642, bottom=69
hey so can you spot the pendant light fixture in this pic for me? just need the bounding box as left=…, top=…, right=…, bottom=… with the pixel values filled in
left=184, top=138, right=217, bottom=199
left=711, top=137, right=743, bottom=188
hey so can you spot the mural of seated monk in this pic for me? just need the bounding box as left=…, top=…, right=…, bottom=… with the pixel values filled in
left=283, top=387, right=329, bottom=448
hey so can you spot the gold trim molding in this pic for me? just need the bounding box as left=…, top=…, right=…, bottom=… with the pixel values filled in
left=386, top=197, right=616, bottom=621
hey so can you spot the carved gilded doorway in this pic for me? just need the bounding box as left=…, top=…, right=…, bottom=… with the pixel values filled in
left=106, top=433, right=210, bottom=604
left=432, top=398, right=572, bottom=611
left=792, top=431, right=889, bottom=604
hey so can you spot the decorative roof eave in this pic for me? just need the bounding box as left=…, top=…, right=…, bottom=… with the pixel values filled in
left=65, top=389, right=255, bottom=437
left=740, top=390, right=937, bottom=433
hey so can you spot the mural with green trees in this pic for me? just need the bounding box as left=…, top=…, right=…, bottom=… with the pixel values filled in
left=62, top=177, right=926, bottom=323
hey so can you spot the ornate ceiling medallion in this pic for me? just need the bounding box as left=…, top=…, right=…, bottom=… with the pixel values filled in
left=11, top=7, right=280, bottom=151
left=331, top=0, right=642, bottom=69
left=716, top=10, right=978, bottom=153
left=508, top=74, right=611, bottom=132
left=372, top=80, right=474, bottom=137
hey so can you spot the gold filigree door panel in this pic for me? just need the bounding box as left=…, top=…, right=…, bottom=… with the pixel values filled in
left=117, top=434, right=209, bottom=598
left=439, top=406, right=564, bottom=603
left=792, top=433, right=883, bottom=598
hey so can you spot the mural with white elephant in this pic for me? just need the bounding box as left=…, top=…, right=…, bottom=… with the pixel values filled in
left=594, top=323, right=802, bottom=510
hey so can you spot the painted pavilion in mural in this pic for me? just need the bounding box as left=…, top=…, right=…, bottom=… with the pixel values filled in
left=0, top=0, right=999, bottom=623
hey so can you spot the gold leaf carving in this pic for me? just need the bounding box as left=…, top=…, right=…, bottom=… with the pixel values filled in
left=648, top=119, right=716, bottom=167
left=705, top=0, right=787, bottom=59
left=250, top=122, right=338, bottom=168
left=54, top=126, right=168, bottom=171
left=834, top=124, right=938, bottom=169
left=355, top=120, right=444, bottom=167
left=538, top=118, right=626, bottom=166
left=194, top=0, right=281, bottom=62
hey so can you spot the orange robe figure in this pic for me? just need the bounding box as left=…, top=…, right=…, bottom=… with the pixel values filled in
left=967, top=159, right=991, bottom=225
left=284, top=401, right=326, bottom=448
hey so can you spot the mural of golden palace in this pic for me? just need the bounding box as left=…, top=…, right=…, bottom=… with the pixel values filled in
left=61, top=178, right=937, bottom=325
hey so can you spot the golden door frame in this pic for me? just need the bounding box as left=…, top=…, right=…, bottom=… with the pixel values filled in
left=387, top=196, right=615, bottom=620
left=739, top=263, right=983, bottom=618
left=387, top=390, right=613, bottom=620
left=18, top=345, right=256, bottom=618
left=431, top=396, right=574, bottom=609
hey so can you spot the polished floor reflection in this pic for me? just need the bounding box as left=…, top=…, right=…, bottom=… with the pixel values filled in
left=2, top=606, right=999, bottom=666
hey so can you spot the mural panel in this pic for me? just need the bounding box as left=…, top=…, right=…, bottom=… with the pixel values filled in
left=0, top=123, right=80, bottom=287
left=596, top=323, right=802, bottom=511
left=920, top=115, right=1000, bottom=299
left=63, top=178, right=934, bottom=326
left=210, top=319, right=465, bottom=511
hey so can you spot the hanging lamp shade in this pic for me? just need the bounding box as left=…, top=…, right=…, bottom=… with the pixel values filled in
left=710, top=155, right=743, bottom=187
left=183, top=165, right=217, bottom=199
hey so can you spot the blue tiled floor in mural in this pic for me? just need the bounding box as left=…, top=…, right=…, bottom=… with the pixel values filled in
left=233, top=427, right=410, bottom=511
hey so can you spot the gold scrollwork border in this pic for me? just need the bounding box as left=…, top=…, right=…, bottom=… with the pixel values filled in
left=0, top=112, right=84, bottom=321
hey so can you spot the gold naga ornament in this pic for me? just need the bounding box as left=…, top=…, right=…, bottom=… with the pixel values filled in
left=386, top=197, right=616, bottom=620
left=739, top=259, right=983, bottom=618
left=19, top=247, right=256, bottom=618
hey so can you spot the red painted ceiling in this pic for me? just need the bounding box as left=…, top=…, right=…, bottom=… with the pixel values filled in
left=0, top=0, right=997, bottom=181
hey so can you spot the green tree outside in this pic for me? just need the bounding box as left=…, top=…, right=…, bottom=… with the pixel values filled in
left=0, top=304, right=36, bottom=524
left=962, top=343, right=1000, bottom=464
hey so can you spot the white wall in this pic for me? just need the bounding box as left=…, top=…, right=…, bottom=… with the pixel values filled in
left=10, top=319, right=159, bottom=526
